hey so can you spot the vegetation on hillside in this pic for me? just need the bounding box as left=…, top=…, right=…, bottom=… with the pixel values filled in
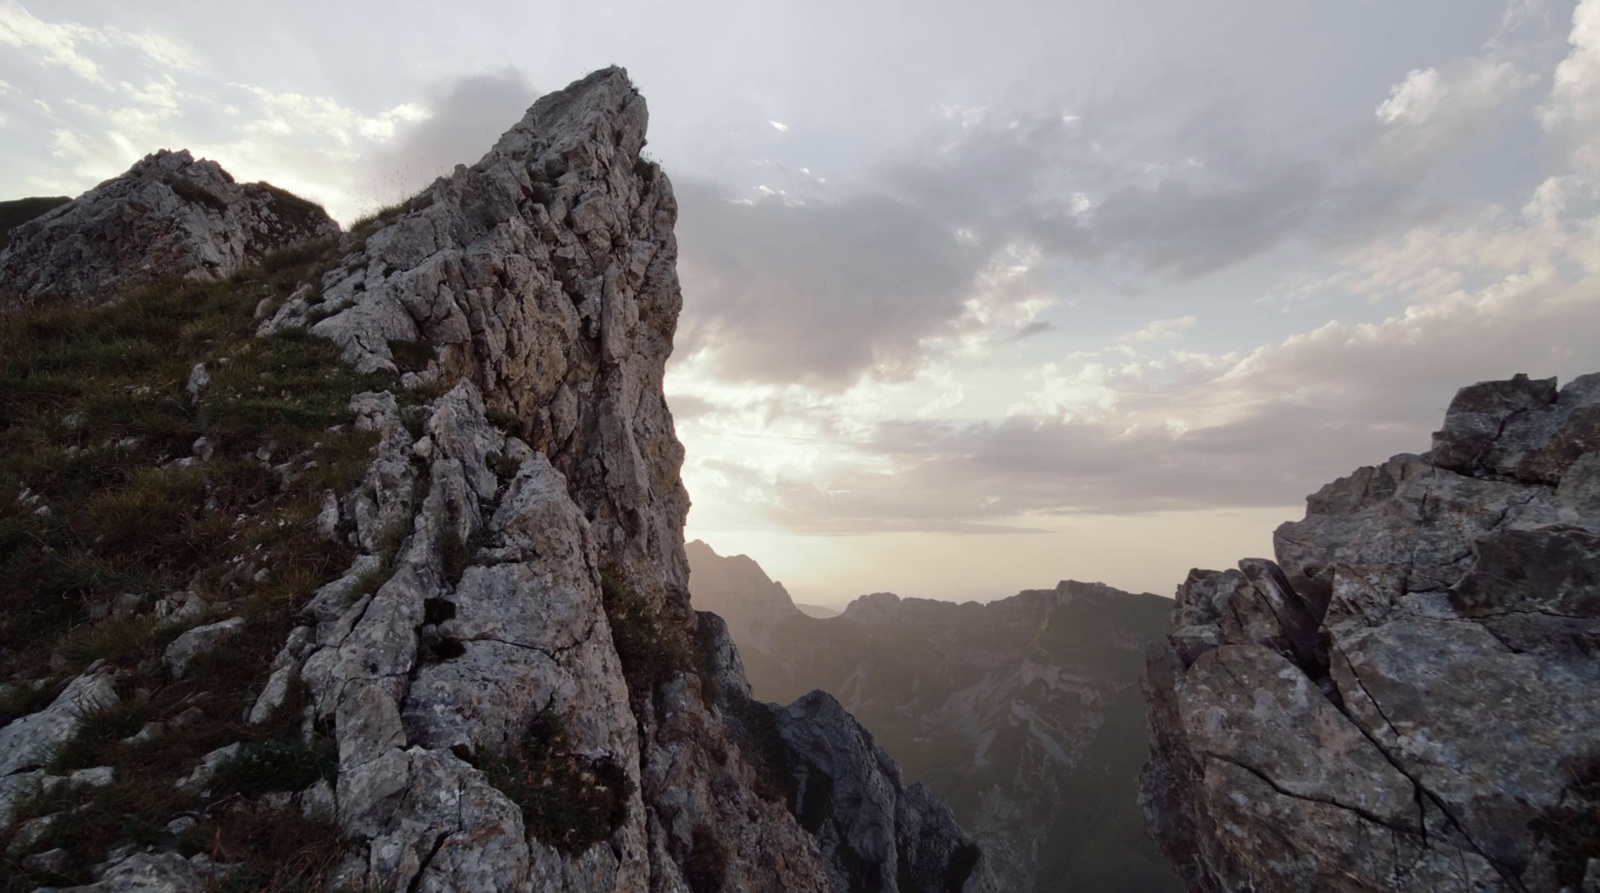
left=0, top=241, right=407, bottom=890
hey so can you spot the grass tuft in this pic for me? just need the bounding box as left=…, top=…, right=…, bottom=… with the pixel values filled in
left=479, top=709, right=634, bottom=854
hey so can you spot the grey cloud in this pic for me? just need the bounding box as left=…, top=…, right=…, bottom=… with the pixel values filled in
left=674, top=75, right=1496, bottom=388
left=692, top=291, right=1600, bottom=533
left=356, top=69, right=539, bottom=208
left=674, top=179, right=985, bottom=388
left=1011, top=321, right=1056, bottom=340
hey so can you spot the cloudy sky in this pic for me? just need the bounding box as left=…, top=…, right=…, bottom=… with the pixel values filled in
left=4, top=0, right=1600, bottom=605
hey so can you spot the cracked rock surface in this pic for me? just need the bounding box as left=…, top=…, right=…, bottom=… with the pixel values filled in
left=247, top=67, right=988, bottom=892
left=1141, top=372, right=1600, bottom=892
left=0, top=149, right=336, bottom=309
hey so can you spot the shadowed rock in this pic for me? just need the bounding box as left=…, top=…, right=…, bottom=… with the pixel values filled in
left=1141, top=372, right=1600, bottom=892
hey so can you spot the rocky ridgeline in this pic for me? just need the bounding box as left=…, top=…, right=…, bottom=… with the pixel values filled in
left=1141, top=372, right=1600, bottom=892
left=0, top=149, right=336, bottom=308
left=687, top=541, right=1179, bottom=893
left=0, top=68, right=994, bottom=891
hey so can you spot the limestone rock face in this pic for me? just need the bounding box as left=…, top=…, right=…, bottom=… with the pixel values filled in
left=1141, top=372, right=1600, bottom=892
left=0, top=149, right=336, bottom=309
left=241, top=67, right=985, bottom=892
left=275, top=67, right=687, bottom=606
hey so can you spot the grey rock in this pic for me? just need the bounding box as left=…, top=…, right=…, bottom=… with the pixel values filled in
left=68, top=851, right=207, bottom=892
left=765, top=690, right=999, bottom=893
left=0, top=770, right=42, bottom=828
left=183, top=363, right=209, bottom=400
left=8, top=812, right=57, bottom=855
left=175, top=742, right=241, bottom=793
left=68, top=766, right=115, bottom=788
left=23, top=845, right=69, bottom=874
left=0, top=664, right=118, bottom=777
left=163, top=616, right=245, bottom=678
left=702, top=614, right=999, bottom=893
left=1142, top=372, right=1600, bottom=893
left=177, top=66, right=987, bottom=893
left=315, top=489, right=341, bottom=541
left=0, top=149, right=336, bottom=310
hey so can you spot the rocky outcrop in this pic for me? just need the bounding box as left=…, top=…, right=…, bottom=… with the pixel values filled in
left=698, top=614, right=998, bottom=893
left=235, top=67, right=986, bottom=892
left=0, top=149, right=336, bottom=309
left=1141, top=372, right=1600, bottom=892
left=687, top=542, right=1179, bottom=893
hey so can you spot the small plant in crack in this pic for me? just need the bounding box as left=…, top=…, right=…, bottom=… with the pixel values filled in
left=479, top=708, right=634, bottom=854
left=417, top=630, right=466, bottom=664
left=600, top=568, right=691, bottom=708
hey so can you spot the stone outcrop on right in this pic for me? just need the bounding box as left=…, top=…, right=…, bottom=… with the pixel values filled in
left=1141, top=372, right=1600, bottom=892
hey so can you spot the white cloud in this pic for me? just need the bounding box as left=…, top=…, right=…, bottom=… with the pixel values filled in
left=1374, top=54, right=1536, bottom=166
left=231, top=85, right=429, bottom=150
left=1541, top=0, right=1600, bottom=175
left=0, top=1, right=106, bottom=83
left=0, top=1, right=199, bottom=86
left=768, top=119, right=789, bottom=132
left=1118, top=315, right=1197, bottom=343
left=1375, top=67, right=1444, bottom=125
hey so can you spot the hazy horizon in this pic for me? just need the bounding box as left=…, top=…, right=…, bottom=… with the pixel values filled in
left=5, top=0, right=1600, bottom=604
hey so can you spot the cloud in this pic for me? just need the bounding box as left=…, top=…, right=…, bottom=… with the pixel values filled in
left=0, top=1, right=107, bottom=83
left=686, top=274, right=1600, bottom=532
left=768, top=120, right=788, bottom=132
left=1119, top=316, right=1197, bottom=343
left=675, top=179, right=1001, bottom=387
left=0, top=1, right=197, bottom=86
left=1373, top=55, right=1538, bottom=168
left=679, top=59, right=1600, bottom=534
left=353, top=69, right=539, bottom=211
left=1541, top=0, right=1600, bottom=174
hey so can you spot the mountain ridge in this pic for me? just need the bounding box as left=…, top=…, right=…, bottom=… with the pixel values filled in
left=0, top=67, right=996, bottom=893
left=687, top=539, right=1181, bottom=893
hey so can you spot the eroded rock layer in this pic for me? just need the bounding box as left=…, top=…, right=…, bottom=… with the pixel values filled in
left=0, top=149, right=336, bottom=308
left=1141, top=372, right=1600, bottom=893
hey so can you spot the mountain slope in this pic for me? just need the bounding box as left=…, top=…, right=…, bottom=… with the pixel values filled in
left=687, top=540, right=1181, bottom=893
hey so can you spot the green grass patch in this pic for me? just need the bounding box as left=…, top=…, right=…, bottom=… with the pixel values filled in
left=479, top=709, right=634, bottom=854
left=0, top=237, right=413, bottom=886
left=212, top=739, right=337, bottom=799
left=601, top=569, right=692, bottom=710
